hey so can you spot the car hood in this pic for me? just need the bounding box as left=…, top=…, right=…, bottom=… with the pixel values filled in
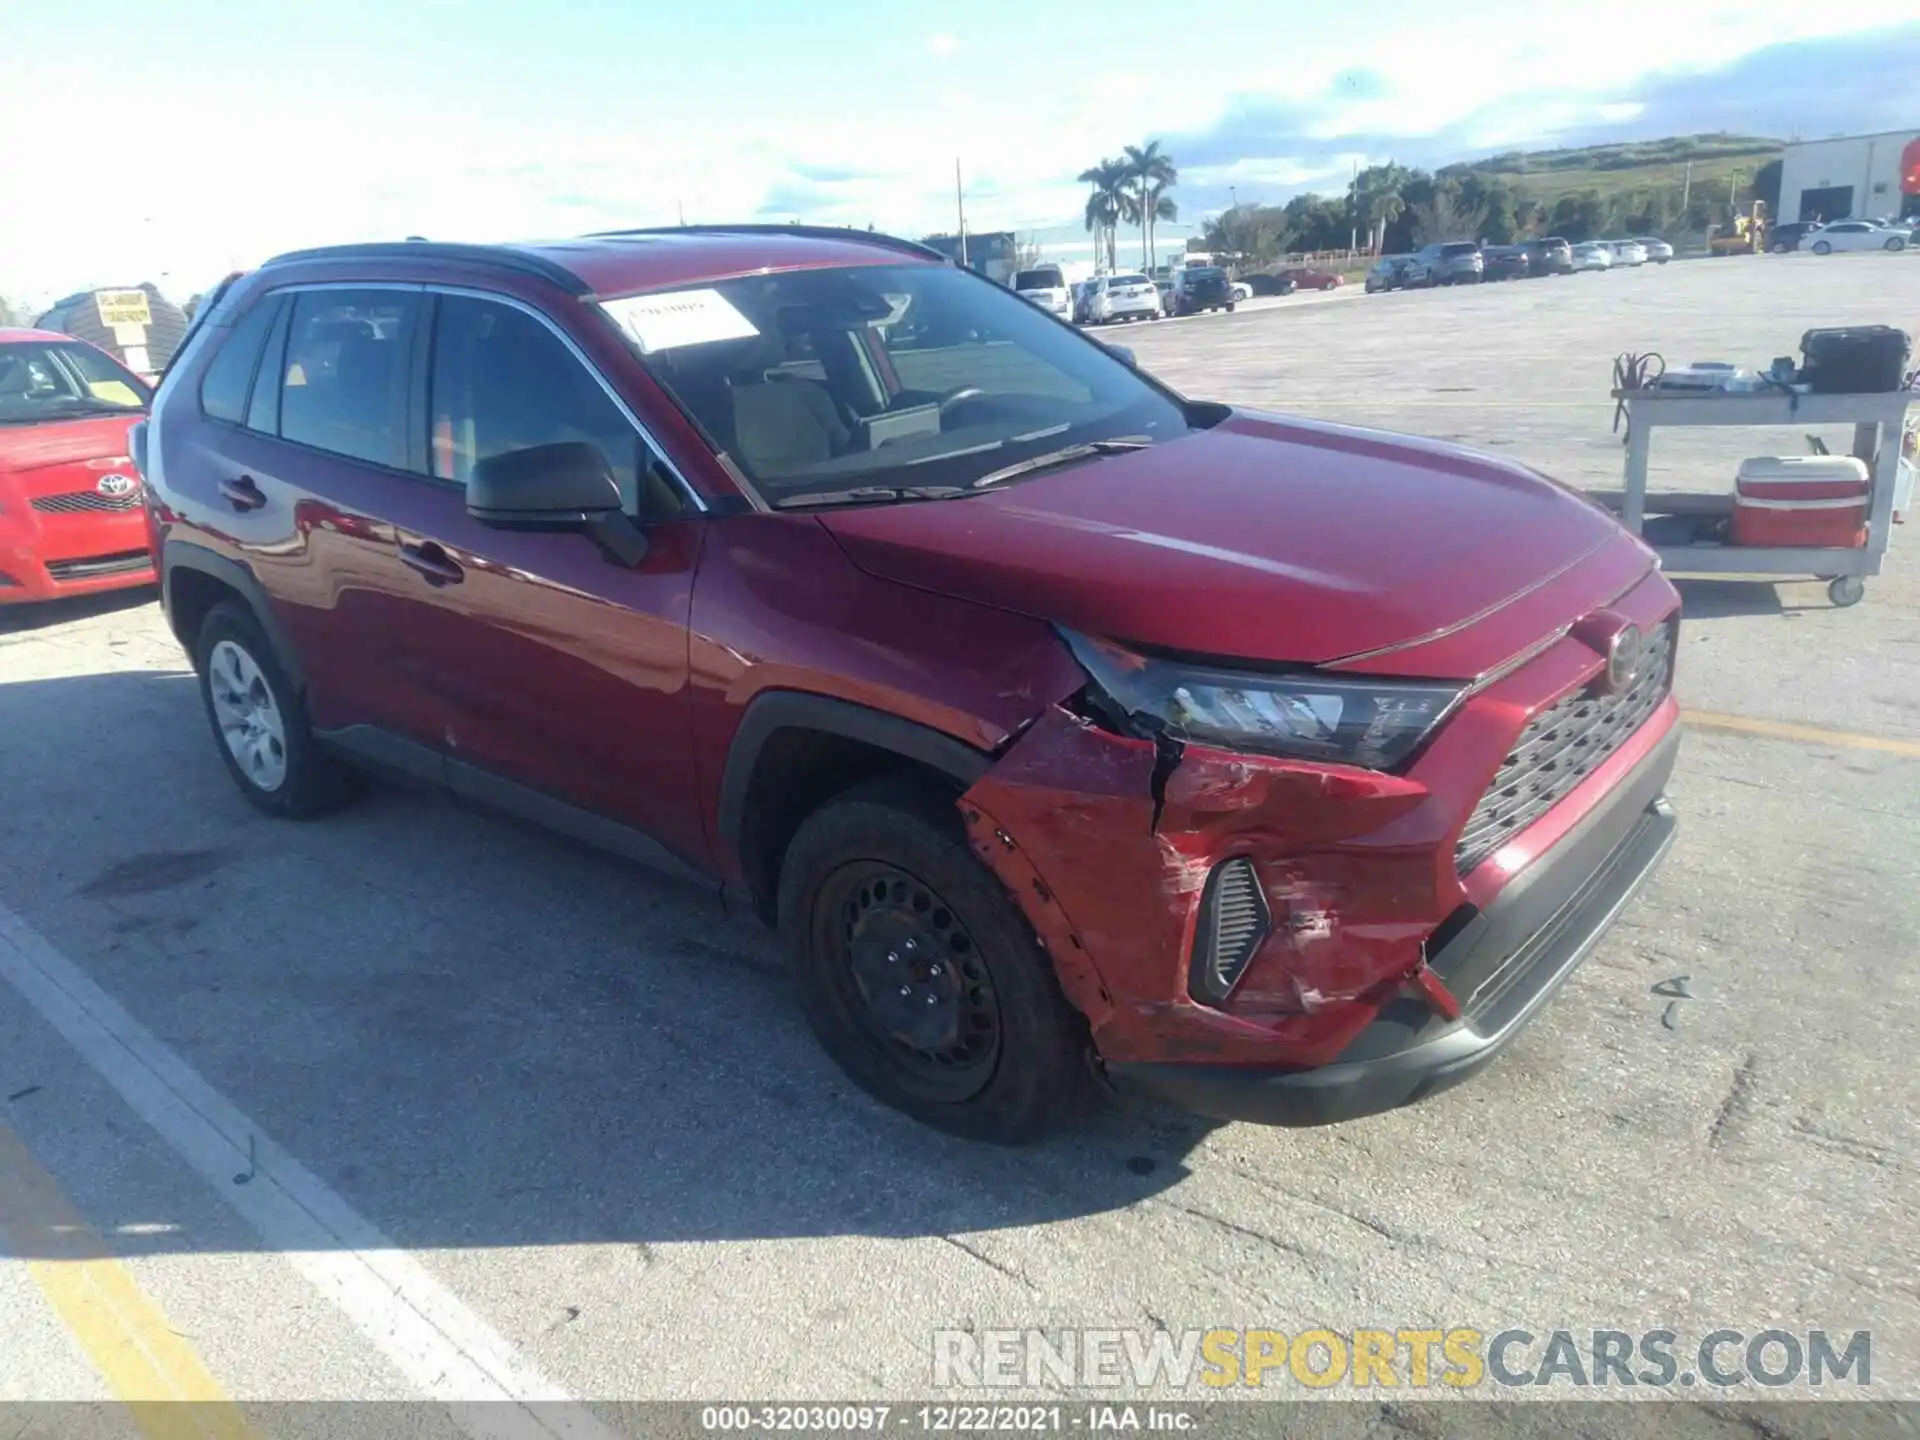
left=817, top=410, right=1657, bottom=681
left=0, top=415, right=140, bottom=475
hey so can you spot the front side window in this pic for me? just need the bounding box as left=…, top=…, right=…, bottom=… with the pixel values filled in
left=606, top=262, right=1189, bottom=501
left=430, top=295, right=663, bottom=512
left=0, top=341, right=149, bottom=424
left=278, top=291, right=417, bottom=469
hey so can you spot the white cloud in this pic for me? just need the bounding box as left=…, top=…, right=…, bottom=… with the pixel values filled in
left=927, top=32, right=960, bottom=56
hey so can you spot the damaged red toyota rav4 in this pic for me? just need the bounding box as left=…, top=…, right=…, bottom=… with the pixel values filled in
left=139, top=227, right=1678, bottom=1142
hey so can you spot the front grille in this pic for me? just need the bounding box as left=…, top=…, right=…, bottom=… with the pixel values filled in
left=1455, top=620, right=1674, bottom=875
left=45, top=550, right=152, bottom=582
left=30, top=491, right=142, bottom=515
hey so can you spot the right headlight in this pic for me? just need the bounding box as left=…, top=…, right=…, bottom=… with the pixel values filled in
left=1064, top=630, right=1463, bottom=772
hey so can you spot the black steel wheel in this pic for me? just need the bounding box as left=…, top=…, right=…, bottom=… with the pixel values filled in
left=778, top=778, right=1090, bottom=1142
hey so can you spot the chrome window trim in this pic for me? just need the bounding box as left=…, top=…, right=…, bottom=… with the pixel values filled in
left=258, top=279, right=708, bottom=514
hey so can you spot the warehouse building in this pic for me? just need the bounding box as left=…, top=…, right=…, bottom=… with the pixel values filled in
left=1778, top=129, right=1920, bottom=223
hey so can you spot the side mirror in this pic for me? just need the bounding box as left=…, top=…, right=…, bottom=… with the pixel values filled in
left=1108, top=344, right=1137, bottom=368
left=467, top=442, right=623, bottom=528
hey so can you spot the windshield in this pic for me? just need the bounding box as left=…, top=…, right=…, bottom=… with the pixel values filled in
left=1014, top=268, right=1064, bottom=290
left=1108, top=274, right=1149, bottom=287
left=610, top=263, right=1190, bottom=503
left=0, top=340, right=150, bottom=423
left=1441, top=243, right=1479, bottom=258
left=1185, top=268, right=1225, bottom=282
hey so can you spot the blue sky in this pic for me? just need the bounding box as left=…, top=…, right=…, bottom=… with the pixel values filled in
left=2, top=0, right=1914, bottom=303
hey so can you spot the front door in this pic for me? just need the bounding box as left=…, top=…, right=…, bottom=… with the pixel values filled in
left=394, top=290, right=710, bottom=874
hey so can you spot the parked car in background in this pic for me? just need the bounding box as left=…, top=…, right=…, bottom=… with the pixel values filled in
left=1521, top=237, right=1574, bottom=275
left=1089, top=272, right=1163, bottom=323
left=1607, top=241, right=1648, bottom=267
left=1806, top=221, right=1908, bottom=254
left=1229, top=280, right=1253, bottom=303
left=143, top=227, right=1683, bottom=1140
left=1282, top=266, right=1343, bottom=291
left=1365, top=256, right=1414, bottom=292
left=1014, top=265, right=1072, bottom=321
left=1071, top=279, right=1099, bottom=325
left=1482, top=246, right=1531, bottom=281
left=1633, top=237, right=1674, bottom=264
left=1243, top=273, right=1298, bottom=297
left=0, top=329, right=154, bottom=605
left=1169, top=266, right=1237, bottom=316
left=1570, top=242, right=1613, bottom=272
left=1409, top=241, right=1484, bottom=286
left=1765, top=221, right=1821, bottom=253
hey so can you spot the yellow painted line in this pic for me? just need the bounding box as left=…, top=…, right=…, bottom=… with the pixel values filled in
left=0, top=1122, right=258, bottom=1439
left=1684, top=709, right=1920, bottom=758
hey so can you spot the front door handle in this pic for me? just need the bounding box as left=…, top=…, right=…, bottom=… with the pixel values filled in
left=398, top=540, right=464, bottom=586
left=219, top=475, right=266, bottom=511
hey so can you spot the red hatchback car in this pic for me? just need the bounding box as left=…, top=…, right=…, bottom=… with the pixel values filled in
left=141, top=228, right=1679, bottom=1141
left=1, top=329, right=155, bottom=604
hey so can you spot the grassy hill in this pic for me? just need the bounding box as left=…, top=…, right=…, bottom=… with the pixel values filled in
left=1445, top=134, right=1783, bottom=206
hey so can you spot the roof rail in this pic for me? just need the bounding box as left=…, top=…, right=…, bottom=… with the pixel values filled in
left=259, top=241, right=590, bottom=294
left=588, top=224, right=949, bottom=264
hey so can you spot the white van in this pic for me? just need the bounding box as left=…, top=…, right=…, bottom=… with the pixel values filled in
left=1014, top=265, right=1072, bottom=320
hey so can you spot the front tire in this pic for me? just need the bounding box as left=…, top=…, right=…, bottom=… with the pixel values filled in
left=194, top=601, right=359, bottom=818
left=778, top=780, right=1089, bottom=1143
left=1813, top=241, right=1832, bottom=255
left=1888, top=237, right=1907, bottom=252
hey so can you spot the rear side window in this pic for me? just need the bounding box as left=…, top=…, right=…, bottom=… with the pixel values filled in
left=278, top=291, right=418, bottom=469
left=198, top=298, right=280, bottom=424
left=429, top=295, right=657, bottom=511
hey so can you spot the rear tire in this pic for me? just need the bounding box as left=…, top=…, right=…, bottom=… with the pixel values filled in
left=778, top=779, right=1089, bottom=1143
left=1813, top=241, right=1832, bottom=255
left=193, top=602, right=360, bottom=819
left=1889, top=237, right=1907, bottom=252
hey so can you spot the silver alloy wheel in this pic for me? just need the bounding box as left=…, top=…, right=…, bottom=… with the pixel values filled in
left=209, top=639, right=289, bottom=792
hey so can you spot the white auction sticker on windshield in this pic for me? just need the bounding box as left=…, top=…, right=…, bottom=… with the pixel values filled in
left=600, top=289, right=759, bottom=353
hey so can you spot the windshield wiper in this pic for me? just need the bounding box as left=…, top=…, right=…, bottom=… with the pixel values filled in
left=970, top=436, right=1153, bottom=490
left=771, top=485, right=967, bottom=510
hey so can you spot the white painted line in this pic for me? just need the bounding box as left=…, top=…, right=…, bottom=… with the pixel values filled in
left=0, top=900, right=623, bottom=1440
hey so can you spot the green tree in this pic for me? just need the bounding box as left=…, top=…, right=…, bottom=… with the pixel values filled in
left=1751, top=157, right=1783, bottom=217
left=1077, top=158, right=1130, bottom=272
left=1122, top=141, right=1178, bottom=268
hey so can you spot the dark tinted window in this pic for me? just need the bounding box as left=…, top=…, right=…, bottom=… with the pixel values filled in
left=1015, top=268, right=1064, bottom=288
left=1441, top=242, right=1479, bottom=257
left=278, top=291, right=416, bottom=468
left=198, top=297, right=279, bottom=424
left=430, top=295, right=660, bottom=512
left=246, top=298, right=292, bottom=435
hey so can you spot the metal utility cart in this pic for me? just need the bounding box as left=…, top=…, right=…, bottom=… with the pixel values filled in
left=1596, top=388, right=1913, bottom=607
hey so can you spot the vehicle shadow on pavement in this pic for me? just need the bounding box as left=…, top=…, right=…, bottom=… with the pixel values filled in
left=0, top=669, right=1216, bottom=1257
left=0, top=587, right=159, bottom=634
left=1672, top=578, right=1792, bottom=618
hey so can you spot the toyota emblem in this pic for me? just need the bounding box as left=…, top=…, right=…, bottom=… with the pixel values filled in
left=96, top=473, right=137, bottom=498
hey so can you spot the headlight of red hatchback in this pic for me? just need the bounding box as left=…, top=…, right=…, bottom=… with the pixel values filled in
left=1063, top=630, right=1463, bottom=771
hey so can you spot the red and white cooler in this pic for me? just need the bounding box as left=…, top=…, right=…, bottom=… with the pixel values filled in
left=1731, top=456, right=1871, bottom=549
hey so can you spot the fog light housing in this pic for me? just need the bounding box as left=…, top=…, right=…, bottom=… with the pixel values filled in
left=1188, top=857, right=1270, bottom=1005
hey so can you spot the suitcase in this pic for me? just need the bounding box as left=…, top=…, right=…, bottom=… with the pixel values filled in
left=1732, top=456, right=1869, bottom=548
left=1798, top=326, right=1912, bottom=394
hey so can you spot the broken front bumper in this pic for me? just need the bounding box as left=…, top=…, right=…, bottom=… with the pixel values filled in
left=1108, top=722, right=1677, bottom=1125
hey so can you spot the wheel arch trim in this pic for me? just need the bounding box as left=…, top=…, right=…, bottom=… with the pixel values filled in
left=162, top=544, right=306, bottom=693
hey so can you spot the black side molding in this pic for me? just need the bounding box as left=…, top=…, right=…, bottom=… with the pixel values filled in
left=716, top=691, right=994, bottom=867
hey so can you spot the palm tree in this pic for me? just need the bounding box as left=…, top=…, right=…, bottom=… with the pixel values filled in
left=1367, top=191, right=1405, bottom=254
left=1123, top=141, right=1179, bottom=267
left=1078, top=158, right=1130, bottom=271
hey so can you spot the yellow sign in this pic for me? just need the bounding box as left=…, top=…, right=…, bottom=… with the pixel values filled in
left=94, top=290, right=152, bottom=327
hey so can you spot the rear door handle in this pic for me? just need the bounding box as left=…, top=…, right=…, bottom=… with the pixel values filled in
left=219, top=475, right=266, bottom=511
left=398, top=540, right=464, bottom=586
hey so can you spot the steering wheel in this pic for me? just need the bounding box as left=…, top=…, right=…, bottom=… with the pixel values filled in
left=936, top=386, right=986, bottom=416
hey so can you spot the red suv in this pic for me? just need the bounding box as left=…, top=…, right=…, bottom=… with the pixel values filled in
left=1, top=329, right=155, bottom=604
left=139, top=228, right=1679, bottom=1141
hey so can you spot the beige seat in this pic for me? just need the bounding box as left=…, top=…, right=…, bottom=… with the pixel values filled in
left=727, top=343, right=849, bottom=478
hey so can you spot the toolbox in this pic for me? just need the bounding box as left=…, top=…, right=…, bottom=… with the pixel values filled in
left=1799, top=327, right=1912, bottom=395
left=1731, top=456, right=1870, bottom=548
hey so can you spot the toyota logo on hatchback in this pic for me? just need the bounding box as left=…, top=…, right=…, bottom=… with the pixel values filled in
left=96, top=474, right=137, bottom=497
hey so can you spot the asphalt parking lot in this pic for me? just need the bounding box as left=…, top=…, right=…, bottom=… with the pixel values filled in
left=2, top=253, right=1917, bottom=1434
